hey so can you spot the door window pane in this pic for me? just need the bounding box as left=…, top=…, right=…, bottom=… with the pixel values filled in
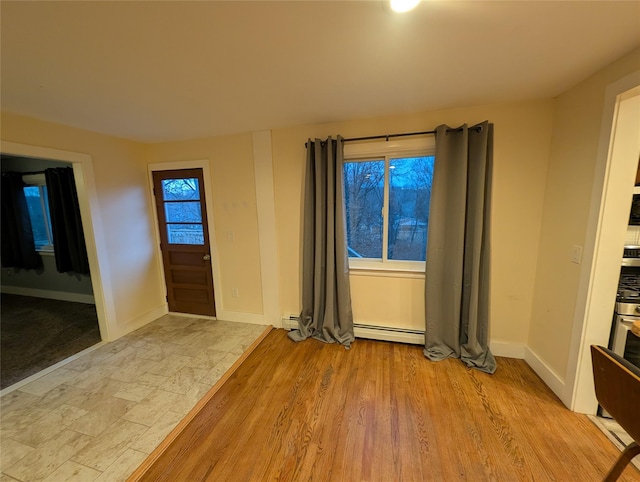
left=167, top=224, right=204, bottom=245
left=162, top=178, right=200, bottom=201
left=344, top=160, right=384, bottom=258
left=164, top=202, right=202, bottom=223
left=388, top=156, right=434, bottom=261
left=23, top=185, right=54, bottom=250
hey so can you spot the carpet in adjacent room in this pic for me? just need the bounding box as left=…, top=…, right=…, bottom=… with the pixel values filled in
left=1, top=293, right=101, bottom=389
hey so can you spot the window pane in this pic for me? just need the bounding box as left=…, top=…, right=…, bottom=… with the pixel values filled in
left=164, top=202, right=202, bottom=223
left=388, top=156, right=434, bottom=261
left=166, top=224, right=204, bottom=245
left=42, top=186, right=54, bottom=246
left=162, top=178, right=200, bottom=201
left=344, top=160, right=384, bottom=259
left=23, top=186, right=49, bottom=249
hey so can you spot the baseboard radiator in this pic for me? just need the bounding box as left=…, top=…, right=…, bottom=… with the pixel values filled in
left=282, top=315, right=424, bottom=345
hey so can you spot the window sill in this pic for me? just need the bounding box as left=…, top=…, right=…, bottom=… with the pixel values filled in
left=37, top=249, right=55, bottom=256
left=349, top=265, right=425, bottom=279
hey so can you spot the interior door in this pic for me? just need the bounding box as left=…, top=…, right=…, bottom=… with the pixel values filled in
left=152, top=168, right=216, bottom=317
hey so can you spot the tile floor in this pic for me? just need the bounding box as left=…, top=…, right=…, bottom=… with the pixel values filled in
left=589, top=415, right=640, bottom=471
left=0, top=315, right=269, bottom=482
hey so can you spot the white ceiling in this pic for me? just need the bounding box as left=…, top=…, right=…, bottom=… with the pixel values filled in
left=1, top=1, right=639, bottom=143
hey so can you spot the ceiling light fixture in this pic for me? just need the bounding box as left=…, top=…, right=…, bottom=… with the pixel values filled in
left=390, top=0, right=421, bottom=13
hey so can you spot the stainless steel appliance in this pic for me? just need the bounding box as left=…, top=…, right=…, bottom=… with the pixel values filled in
left=611, top=268, right=640, bottom=369
left=600, top=267, right=640, bottom=418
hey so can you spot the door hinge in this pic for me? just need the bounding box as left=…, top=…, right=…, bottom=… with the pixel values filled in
left=165, top=294, right=168, bottom=302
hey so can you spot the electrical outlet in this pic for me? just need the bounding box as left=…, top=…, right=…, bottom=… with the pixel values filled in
left=231, top=287, right=239, bottom=298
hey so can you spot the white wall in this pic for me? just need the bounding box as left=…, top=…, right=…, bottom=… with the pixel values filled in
left=527, top=47, right=640, bottom=408
left=272, top=99, right=555, bottom=354
left=1, top=113, right=166, bottom=339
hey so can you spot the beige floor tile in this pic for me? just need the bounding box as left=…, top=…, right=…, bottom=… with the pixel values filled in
left=128, top=409, right=184, bottom=454
left=12, top=404, right=88, bottom=447
left=163, top=330, right=200, bottom=347
left=169, top=338, right=217, bottom=357
left=19, top=368, right=76, bottom=397
left=130, top=343, right=180, bottom=362
left=66, top=365, right=120, bottom=391
left=0, top=438, right=35, bottom=472
left=69, top=398, right=136, bottom=437
left=170, top=382, right=213, bottom=416
left=134, top=372, right=169, bottom=388
left=111, top=383, right=155, bottom=403
left=0, top=390, right=40, bottom=415
left=187, top=349, right=228, bottom=370
left=41, top=461, right=101, bottom=482
left=97, top=338, right=130, bottom=355
left=1, top=405, right=53, bottom=437
left=32, top=384, right=90, bottom=411
left=104, top=346, right=151, bottom=367
left=71, top=419, right=147, bottom=471
left=206, top=335, right=246, bottom=353
left=198, top=353, right=238, bottom=386
left=4, top=429, right=92, bottom=482
left=108, top=358, right=159, bottom=384
left=120, top=389, right=180, bottom=427
left=159, top=366, right=208, bottom=395
left=93, top=449, right=147, bottom=482
left=64, top=380, right=128, bottom=411
left=145, top=354, right=192, bottom=377
left=64, top=349, right=116, bottom=372
left=0, top=473, right=21, bottom=481
left=1, top=317, right=265, bottom=482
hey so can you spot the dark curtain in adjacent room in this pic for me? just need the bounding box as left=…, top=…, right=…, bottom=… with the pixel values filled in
left=45, top=167, right=90, bottom=275
left=0, top=172, right=42, bottom=270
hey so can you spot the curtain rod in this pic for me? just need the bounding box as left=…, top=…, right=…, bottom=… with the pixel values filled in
left=304, top=125, right=482, bottom=147
left=1, top=170, right=45, bottom=176
left=343, top=130, right=436, bottom=143
left=22, top=170, right=45, bottom=175
left=344, top=125, right=484, bottom=143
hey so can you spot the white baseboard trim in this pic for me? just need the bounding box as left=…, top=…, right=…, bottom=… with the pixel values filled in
left=112, top=304, right=168, bottom=340
left=283, top=317, right=425, bottom=344
left=216, top=310, right=265, bottom=325
left=283, top=317, right=525, bottom=356
left=168, top=311, right=217, bottom=321
left=524, top=346, right=566, bottom=402
left=490, top=341, right=526, bottom=359
left=1, top=285, right=95, bottom=304
left=354, top=325, right=424, bottom=344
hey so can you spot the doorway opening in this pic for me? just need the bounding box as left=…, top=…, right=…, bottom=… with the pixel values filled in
left=0, top=154, right=100, bottom=389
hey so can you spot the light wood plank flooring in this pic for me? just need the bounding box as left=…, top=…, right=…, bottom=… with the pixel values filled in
left=134, top=329, right=640, bottom=481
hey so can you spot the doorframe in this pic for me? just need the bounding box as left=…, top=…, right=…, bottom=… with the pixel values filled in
left=0, top=140, right=117, bottom=341
left=565, top=70, right=640, bottom=413
left=147, top=159, right=223, bottom=319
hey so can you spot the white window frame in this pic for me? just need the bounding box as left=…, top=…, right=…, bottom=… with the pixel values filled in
left=344, top=136, right=435, bottom=273
left=22, top=173, right=55, bottom=253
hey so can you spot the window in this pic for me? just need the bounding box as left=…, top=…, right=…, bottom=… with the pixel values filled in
left=22, top=174, right=54, bottom=252
left=160, top=177, right=205, bottom=245
left=343, top=137, right=435, bottom=271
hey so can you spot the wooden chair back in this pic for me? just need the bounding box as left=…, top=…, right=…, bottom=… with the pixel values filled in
left=591, top=345, right=640, bottom=481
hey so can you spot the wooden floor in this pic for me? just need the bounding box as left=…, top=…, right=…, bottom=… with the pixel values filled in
left=131, top=329, right=640, bottom=481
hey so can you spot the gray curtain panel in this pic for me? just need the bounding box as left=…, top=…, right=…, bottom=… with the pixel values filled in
left=424, top=121, right=497, bottom=374
left=289, top=136, right=355, bottom=348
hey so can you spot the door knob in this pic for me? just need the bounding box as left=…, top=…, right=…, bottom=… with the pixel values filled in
left=203, top=254, right=211, bottom=261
